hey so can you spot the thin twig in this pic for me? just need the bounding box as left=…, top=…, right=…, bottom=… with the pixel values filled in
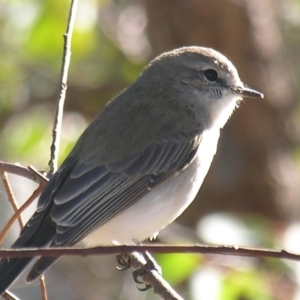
left=0, top=162, right=47, bottom=185
left=0, top=244, right=299, bottom=262
left=0, top=175, right=47, bottom=299
left=39, top=275, right=47, bottom=300
left=27, top=166, right=48, bottom=183
left=48, top=0, right=78, bottom=174
left=0, top=185, right=44, bottom=244
left=1, top=173, right=23, bottom=229
left=0, top=173, right=25, bottom=300
left=40, top=1, right=78, bottom=298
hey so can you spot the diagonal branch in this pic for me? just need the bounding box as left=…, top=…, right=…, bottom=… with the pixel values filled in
left=0, top=173, right=24, bottom=229
left=0, top=185, right=44, bottom=245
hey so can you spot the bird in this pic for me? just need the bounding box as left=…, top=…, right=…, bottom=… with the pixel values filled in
left=0, top=46, right=263, bottom=295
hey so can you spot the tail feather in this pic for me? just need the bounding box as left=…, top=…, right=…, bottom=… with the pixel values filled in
left=0, top=257, right=33, bottom=295
left=26, top=257, right=59, bottom=283
left=0, top=213, right=56, bottom=295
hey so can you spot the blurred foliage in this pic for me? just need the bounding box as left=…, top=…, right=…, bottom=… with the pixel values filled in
left=220, top=269, right=271, bottom=300
left=155, top=253, right=202, bottom=286
left=1, top=0, right=300, bottom=300
left=0, top=0, right=145, bottom=167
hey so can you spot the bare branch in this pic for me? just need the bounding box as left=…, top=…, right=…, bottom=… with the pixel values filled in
left=0, top=244, right=299, bottom=262
left=39, top=276, right=47, bottom=300
left=0, top=162, right=47, bottom=185
left=48, top=0, right=78, bottom=173
left=41, top=0, right=79, bottom=296
left=0, top=173, right=23, bottom=229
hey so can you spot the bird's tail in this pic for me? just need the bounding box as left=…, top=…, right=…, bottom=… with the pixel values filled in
left=26, top=257, right=59, bottom=283
left=0, top=246, right=59, bottom=295
left=0, top=256, right=33, bottom=295
left=0, top=211, right=56, bottom=295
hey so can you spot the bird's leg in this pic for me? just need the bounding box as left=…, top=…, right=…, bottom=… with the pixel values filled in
left=115, top=240, right=162, bottom=291
left=132, top=250, right=162, bottom=291
left=130, top=239, right=162, bottom=291
left=135, top=251, right=162, bottom=278
left=115, top=251, right=152, bottom=291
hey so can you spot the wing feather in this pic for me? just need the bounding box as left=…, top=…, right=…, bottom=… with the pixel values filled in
left=49, top=137, right=201, bottom=246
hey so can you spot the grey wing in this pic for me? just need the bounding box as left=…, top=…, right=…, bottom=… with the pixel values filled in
left=13, top=135, right=201, bottom=251
left=24, top=136, right=201, bottom=282
left=49, top=136, right=201, bottom=246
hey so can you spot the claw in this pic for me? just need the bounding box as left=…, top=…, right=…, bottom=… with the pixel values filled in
left=117, top=250, right=161, bottom=293
left=137, top=283, right=152, bottom=292
left=133, top=268, right=151, bottom=291
left=132, top=270, right=144, bottom=284
left=115, top=254, right=131, bottom=271
left=132, top=254, right=159, bottom=291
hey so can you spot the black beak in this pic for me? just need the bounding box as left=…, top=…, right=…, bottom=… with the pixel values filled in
left=232, top=85, right=264, bottom=99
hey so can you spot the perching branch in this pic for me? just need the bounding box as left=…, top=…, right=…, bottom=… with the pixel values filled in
left=0, top=244, right=299, bottom=261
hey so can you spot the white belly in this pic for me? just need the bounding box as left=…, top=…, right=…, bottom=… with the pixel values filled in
left=83, top=128, right=220, bottom=246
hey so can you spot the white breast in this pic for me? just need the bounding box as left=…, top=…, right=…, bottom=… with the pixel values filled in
left=83, top=128, right=220, bottom=246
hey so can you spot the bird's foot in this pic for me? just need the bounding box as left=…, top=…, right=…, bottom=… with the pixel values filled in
left=132, top=251, right=162, bottom=291
left=115, top=254, right=131, bottom=271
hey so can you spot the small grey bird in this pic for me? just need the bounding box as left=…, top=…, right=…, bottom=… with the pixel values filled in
left=0, top=46, right=263, bottom=294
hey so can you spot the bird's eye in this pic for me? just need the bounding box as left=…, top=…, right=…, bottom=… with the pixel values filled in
left=204, top=69, right=218, bottom=82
